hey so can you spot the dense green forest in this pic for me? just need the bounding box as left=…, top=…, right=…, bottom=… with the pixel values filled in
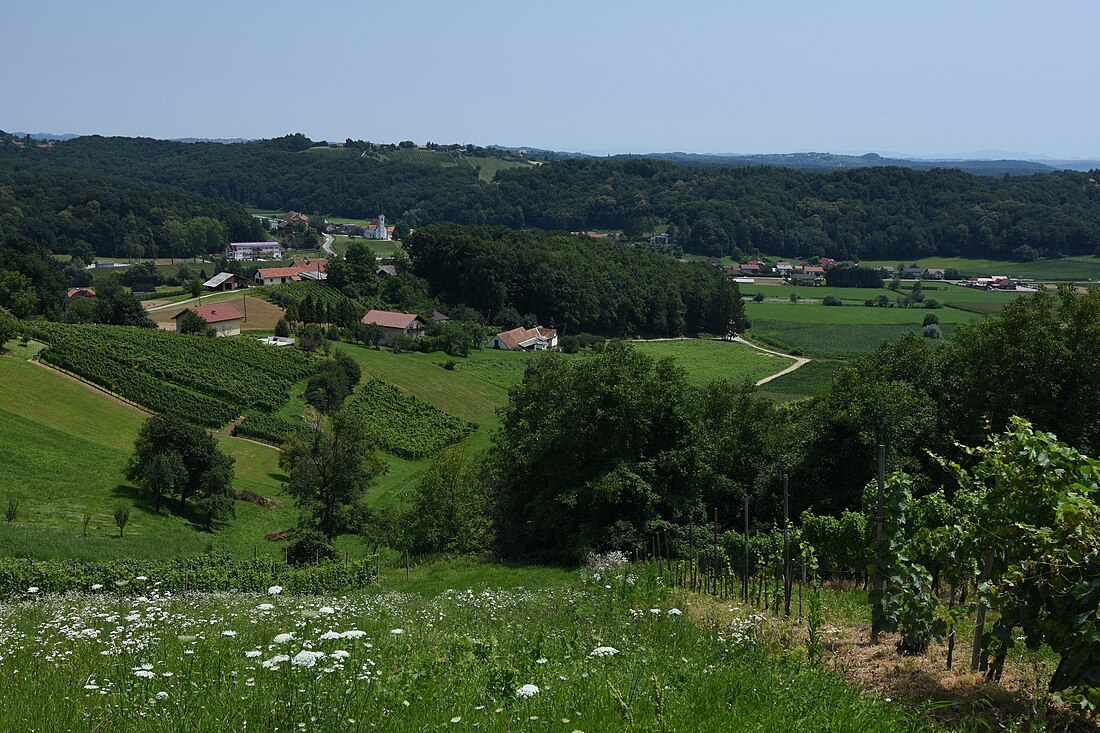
left=0, top=156, right=265, bottom=259
left=8, top=133, right=1100, bottom=262
left=406, top=225, right=748, bottom=336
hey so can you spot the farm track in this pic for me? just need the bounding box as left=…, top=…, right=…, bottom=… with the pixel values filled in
left=733, top=336, right=811, bottom=385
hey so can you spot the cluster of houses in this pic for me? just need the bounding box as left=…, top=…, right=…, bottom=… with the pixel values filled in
left=708, top=256, right=961, bottom=286
left=358, top=309, right=559, bottom=351
left=329, top=213, right=394, bottom=241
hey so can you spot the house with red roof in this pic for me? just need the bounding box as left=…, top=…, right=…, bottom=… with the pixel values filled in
left=66, top=287, right=96, bottom=299
left=486, top=325, right=558, bottom=351
left=361, top=310, right=426, bottom=343
left=254, top=258, right=328, bottom=286
left=172, top=304, right=244, bottom=337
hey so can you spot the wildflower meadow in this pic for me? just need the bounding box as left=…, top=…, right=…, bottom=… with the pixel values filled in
left=0, top=558, right=931, bottom=732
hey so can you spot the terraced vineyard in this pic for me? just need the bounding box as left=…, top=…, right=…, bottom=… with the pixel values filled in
left=28, top=323, right=317, bottom=427
left=344, top=378, right=475, bottom=459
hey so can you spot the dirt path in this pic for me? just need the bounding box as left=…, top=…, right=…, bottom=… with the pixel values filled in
left=732, top=336, right=810, bottom=385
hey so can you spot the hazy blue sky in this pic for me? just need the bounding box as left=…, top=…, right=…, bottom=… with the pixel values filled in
left=5, top=0, right=1098, bottom=157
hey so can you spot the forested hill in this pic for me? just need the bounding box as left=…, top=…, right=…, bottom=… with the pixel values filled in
left=8, top=133, right=1100, bottom=262
left=0, top=156, right=264, bottom=258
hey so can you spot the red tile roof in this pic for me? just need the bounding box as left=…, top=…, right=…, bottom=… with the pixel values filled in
left=493, top=326, right=557, bottom=350
left=361, top=310, right=423, bottom=329
left=173, top=304, right=244, bottom=324
left=256, top=259, right=328, bottom=280
left=66, top=288, right=96, bottom=298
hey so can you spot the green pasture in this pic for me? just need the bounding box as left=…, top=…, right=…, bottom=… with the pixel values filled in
left=330, top=233, right=402, bottom=259
left=756, top=360, right=846, bottom=403
left=855, top=255, right=1100, bottom=281
left=463, top=155, right=531, bottom=182
left=747, top=319, right=956, bottom=357
left=745, top=300, right=978, bottom=325
left=0, top=345, right=305, bottom=560
left=632, top=338, right=793, bottom=387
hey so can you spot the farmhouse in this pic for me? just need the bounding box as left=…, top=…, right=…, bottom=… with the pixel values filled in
left=802, top=265, right=825, bottom=275
left=66, top=287, right=96, bottom=299
left=648, top=233, right=670, bottom=245
left=925, top=268, right=946, bottom=279
left=487, top=326, right=558, bottom=351
left=431, top=311, right=450, bottom=323
left=361, top=310, right=426, bottom=342
left=254, top=258, right=328, bottom=286
left=789, top=272, right=820, bottom=286
left=376, top=264, right=401, bottom=277
left=203, top=272, right=240, bottom=291
left=775, top=262, right=794, bottom=273
left=225, top=241, right=284, bottom=262
left=172, top=304, right=243, bottom=336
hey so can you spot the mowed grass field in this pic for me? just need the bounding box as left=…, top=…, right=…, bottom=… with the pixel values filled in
left=0, top=343, right=305, bottom=561
left=632, top=338, right=793, bottom=387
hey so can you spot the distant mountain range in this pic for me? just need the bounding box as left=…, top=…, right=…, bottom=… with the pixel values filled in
left=493, top=146, right=1100, bottom=176
left=11, top=132, right=251, bottom=144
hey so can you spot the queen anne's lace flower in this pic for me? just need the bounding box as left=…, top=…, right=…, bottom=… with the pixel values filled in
left=590, top=646, right=619, bottom=657
left=515, top=683, right=540, bottom=699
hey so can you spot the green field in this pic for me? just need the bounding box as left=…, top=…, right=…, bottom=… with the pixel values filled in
left=632, top=338, right=793, bottom=387
left=745, top=300, right=978, bottom=325
left=747, top=319, right=956, bottom=357
left=756, top=359, right=846, bottom=403
left=0, top=344, right=302, bottom=560
left=464, top=155, right=531, bottom=182
left=371, top=147, right=461, bottom=167
left=855, top=255, right=1100, bottom=281
left=0, top=560, right=933, bottom=733
left=330, top=233, right=402, bottom=259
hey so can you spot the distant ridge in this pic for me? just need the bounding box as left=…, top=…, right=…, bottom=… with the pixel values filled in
left=12, top=132, right=251, bottom=144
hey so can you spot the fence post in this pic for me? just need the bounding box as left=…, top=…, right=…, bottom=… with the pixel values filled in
left=871, top=443, right=885, bottom=643
left=743, top=495, right=750, bottom=604
left=712, top=507, right=720, bottom=596
left=783, top=473, right=791, bottom=617
left=971, top=552, right=994, bottom=671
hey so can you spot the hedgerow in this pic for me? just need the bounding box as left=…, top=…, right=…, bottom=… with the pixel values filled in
left=344, top=378, right=474, bottom=459
left=0, top=553, right=377, bottom=597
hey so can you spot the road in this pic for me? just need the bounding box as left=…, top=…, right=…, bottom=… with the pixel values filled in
left=321, top=232, right=334, bottom=256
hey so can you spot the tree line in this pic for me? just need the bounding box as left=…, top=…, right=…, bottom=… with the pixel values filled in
left=406, top=225, right=748, bottom=337
left=11, top=133, right=1100, bottom=263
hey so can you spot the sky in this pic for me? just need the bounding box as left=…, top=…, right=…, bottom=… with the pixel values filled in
left=5, top=0, right=1099, bottom=158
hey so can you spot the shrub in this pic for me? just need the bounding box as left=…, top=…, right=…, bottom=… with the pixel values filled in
left=922, top=324, right=942, bottom=339
left=924, top=298, right=941, bottom=309
left=789, top=292, right=800, bottom=303
left=822, top=295, right=842, bottom=306
left=922, top=313, right=939, bottom=326
left=5, top=497, right=17, bottom=523
left=286, top=529, right=340, bottom=566
left=274, top=318, right=291, bottom=338
left=752, top=292, right=765, bottom=303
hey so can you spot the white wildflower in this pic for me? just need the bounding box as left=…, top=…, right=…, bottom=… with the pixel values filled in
left=155, top=691, right=168, bottom=700
left=134, top=670, right=155, bottom=679
left=668, top=608, right=682, bottom=616
left=590, top=646, right=619, bottom=657
left=267, top=585, right=283, bottom=595
left=389, top=628, right=404, bottom=635
left=90, top=583, right=104, bottom=590
left=515, top=683, right=540, bottom=699
left=272, top=633, right=295, bottom=644
left=319, top=631, right=343, bottom=640
left=256, top=603, right=274, bottom=611
left=221, top=630, right=237, bottom=637
left=27, top=586, right=39, bottom=594
left=245, top=650, right=262, bottom=658
left=261, top=654, right=290, bottom=669
left=319, top=606, right=335, bottom=615
left=291, top=650, right=326, bottom=667
left=342, top=629, right=366, bottom=639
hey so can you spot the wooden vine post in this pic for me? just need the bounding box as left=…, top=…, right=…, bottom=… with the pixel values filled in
left=712, top=507, right=720, bottom=596
left=742, top=494, right=750, bottom=603
left=870, top=443, right=886, bottom=643
left=782, top=473, right=791, bottom=617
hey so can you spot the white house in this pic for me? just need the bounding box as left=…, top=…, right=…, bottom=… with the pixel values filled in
left=487, top=325, right=558, bottom=351
left=253, top=259, right=328, bottom=286
left=361, top=310, right=427, bottom=343
left=226, top=241, right=284, bottom=261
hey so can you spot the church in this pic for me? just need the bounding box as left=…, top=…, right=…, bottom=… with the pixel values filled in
left=364, top=213, right=395, bottom=240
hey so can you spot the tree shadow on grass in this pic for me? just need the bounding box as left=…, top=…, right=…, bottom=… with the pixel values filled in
left=110, top=483, right=213, bottom=534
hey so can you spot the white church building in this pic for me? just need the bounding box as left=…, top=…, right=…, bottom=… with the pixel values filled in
left=364, top=213, right=394, bottom=240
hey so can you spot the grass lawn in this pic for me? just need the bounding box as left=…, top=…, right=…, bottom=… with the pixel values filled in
left=632, top=338, right=794, bottom=387
left=0, top=344, right=308, bottom=561
left=464, top=155, right=531, bottom=182
left=330, top=233, right=402, bottom=259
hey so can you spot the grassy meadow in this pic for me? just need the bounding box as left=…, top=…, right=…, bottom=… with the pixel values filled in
left=632, top=338, right=794, bottom=387
left=0, top=558, right=935, bottom=733
left=855, top=254, right=1100, bottom=281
